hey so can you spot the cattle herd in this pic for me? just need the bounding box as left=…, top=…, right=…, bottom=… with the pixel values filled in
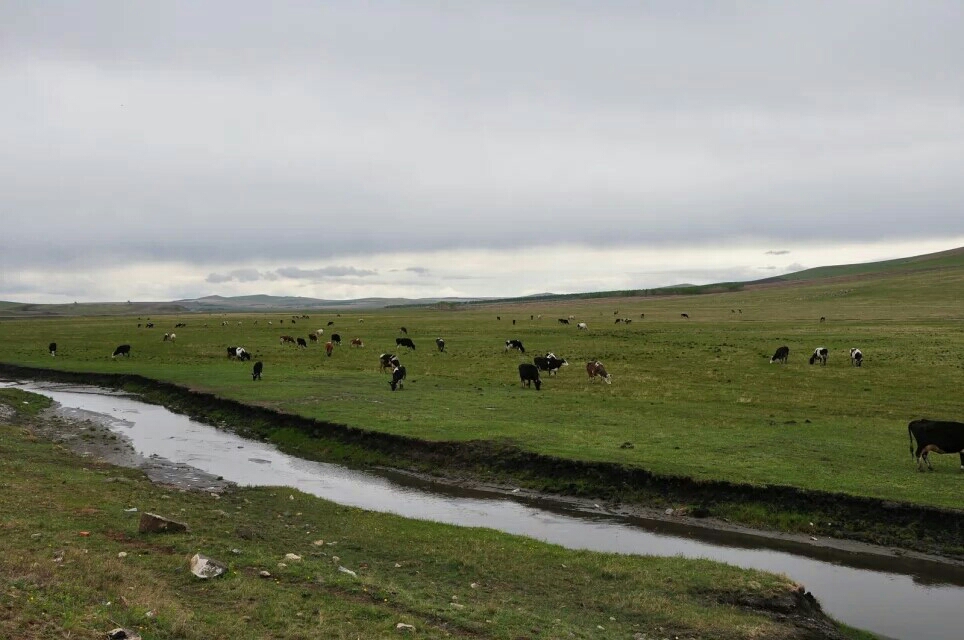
left=41, top=309, right=964, bottom=472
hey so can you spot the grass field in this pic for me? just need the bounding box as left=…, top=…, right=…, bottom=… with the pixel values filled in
left=0, top=253, right=963, bottom=514
left=0, top=389, right=861, bottom=639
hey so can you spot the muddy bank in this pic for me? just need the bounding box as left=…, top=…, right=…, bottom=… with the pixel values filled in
left=3, top=362, right=963, bottom=559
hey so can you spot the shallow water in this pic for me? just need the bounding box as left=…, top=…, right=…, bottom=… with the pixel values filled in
left=6, top=380, right=963, bottom=640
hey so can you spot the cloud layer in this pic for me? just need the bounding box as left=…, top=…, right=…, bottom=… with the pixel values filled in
left=1, top=2, right=963, bottom=301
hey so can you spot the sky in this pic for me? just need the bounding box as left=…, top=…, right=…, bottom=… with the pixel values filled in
left=2, top=1, right=963, bottom=303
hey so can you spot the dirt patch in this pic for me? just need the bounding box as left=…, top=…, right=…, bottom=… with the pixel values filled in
left=32, top=402, right=231, bottom=493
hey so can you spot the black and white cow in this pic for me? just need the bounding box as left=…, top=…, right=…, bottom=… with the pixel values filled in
left=908, top=419, right=964, bottom=471
left=533, top=353, right=569, bottom=376
left=379, top=353, right=400, bottom=372
left=112, top=344, right=131, bottom=358
left=809, top=347, right=828, bottom=365
left=850, top=348, right=863, bottom=367
left=252, top=361, right=263, bottom=381
left=504, top=339, right=525, bottom=354
left=518, top=363, right=542, bottom=390
left=331, top=333, right=342, bottom=345
left=396, top=337, right=416, bottom=350
left=389, top=365, right=407, bottom=391
left=48, top=342, right=57, bottom=356
left=770, top=346, right=789, bottom=364
left=557, top=318, right=570, bottom=325
left=435, top=338, right=445, bottom=353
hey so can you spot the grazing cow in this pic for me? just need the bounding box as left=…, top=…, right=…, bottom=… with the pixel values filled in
left=614, top=318, right=623, bottom=324
left=623, top=319, right=632, bottom=324
left=534, top=354, right=568, bottom=376
left=680, top=313, right=689, bottom=319
left=809, top=347, right=829, bottom=365
left=640, top=313, right=645, bottom=318
left=309, top=333, right=318, bottom=342
left=400, top=326, right=408, bottom=334
left=280, top=335, right=296, bottom=345
left=518, top=363, right=542, bottom=390
left=379, top=353, right=400, bottom=372
left=614, top=310, right=619, bottom=315
left=558, top=318, right=570, bottom=325
left=908, top=419, right=964, bottom=471
left=175, top=323, right=186, bottom=328
left=586, top=360, right=612, bottom=384
left=163, top=333, right=176, bottom=342
left=296, top=337, right=307, bottom=348
left=112, top=344, right=131, bottom=358
left=137, top=324, right=141, bottom=328
left=238, top=348, right=251, bottom=361
left=497, top=316, right=501, bottom=321
left=568, top=315, right=574, bottom=320
left=331, top=333, right=342, bottom=345
left=435, top=338, right=445, bottom=352
left=577, top=322, right=588, bottom=330
left=327, top=321, right=334, bottom=326
left=389, top=365, right=407, bottom=391
left=252, top=361, right=263, bottom=381
left=227, top=346, right=239, bottom=358
left=770, top=346, right=790, bottom=364
left=350, top=338, right=364, bottom=348
left=504, top=339, right=525, bottom=354
left=396, top=337, right=416, bottom=350
left=325, top=341, right=334, bottom=357
left=48, top=342, right=57, bottom=356
left=145, top=322, right=154, bottom=328
left=850, top=348, right=863, bottom=367
left=820, top=316, right=826, bottom=323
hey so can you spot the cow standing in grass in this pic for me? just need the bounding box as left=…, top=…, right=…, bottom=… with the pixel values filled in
left=518, top=363, right=542, bottom=390
left=252, top=361, right=263, bottom=381
left=390, top=365, right=407, bottom=391
left=48, top=342, right=57, bottom=356
left=770, top=346, right=789, bottom=364
left=586, top=360, right=612, bottom=384
left=850, top=348, right=863, bottom=367
left=112, top=344, right=131, bottom=358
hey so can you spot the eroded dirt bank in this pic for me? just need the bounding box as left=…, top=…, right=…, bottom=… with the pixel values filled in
left=3, top=362, right=963, bottom=561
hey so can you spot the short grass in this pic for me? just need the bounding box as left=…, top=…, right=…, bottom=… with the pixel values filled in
left=0, top=393, right=860, bottom=640
left=0, top=262, right=963, bottom=513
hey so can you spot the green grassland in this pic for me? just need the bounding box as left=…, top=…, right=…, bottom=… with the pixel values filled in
left=0, top=254, right=963, bottom=516
left=0, top=390, right=859, bottom=640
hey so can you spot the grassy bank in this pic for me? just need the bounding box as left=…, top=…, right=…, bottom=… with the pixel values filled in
left=0, top=390, right=866, bottom=639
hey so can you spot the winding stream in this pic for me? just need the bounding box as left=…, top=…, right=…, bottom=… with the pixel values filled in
left=4, top=380, right=963, bottom=640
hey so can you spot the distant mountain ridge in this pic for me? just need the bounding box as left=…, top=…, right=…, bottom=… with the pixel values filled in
left=2, top=246, right=961, bottom=316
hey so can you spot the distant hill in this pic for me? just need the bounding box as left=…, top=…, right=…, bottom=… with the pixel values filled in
left=0, top=294, right=494, bottom=317
left=3, top=246, right=961, bottom=316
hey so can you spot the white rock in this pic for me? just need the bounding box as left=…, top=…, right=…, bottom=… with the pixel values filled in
left=470, top=582, right=478, bottom=589
left=338, top=566, right=357, bottom=577
left=117, top=552, right=128, bottom=558
left=396, top=622, right=415, bottom=632
left=259, top=570, right=271, bottom=578
left=189, top=554, right=226, bottom=579
left=312, top=539, right=325, bottom=546
left=284, top=553, right=302, bottom=561
left=450, top=602, right=465, bottom=610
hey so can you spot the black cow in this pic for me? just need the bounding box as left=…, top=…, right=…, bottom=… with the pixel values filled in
left=400, top=326, right=408, bottom=334
left=533, top=353, right=568, bottom=376
left=145, top=322, right=154, bottom=328
left=309, top=333, right=318, bottom=342
left=327, top=321, right=334, bottom=326
left=396, top=337, right=416, bottom=350
left=379, top=353, right=400, bottom=372
left=112, top=344, right=131, bottom=358
left=331, top=333, right=342, bottom=345
left=48, top=342, right=57, bottom=356
left=227, top=346, right=239, bottom=358
left=770, top=346, right=789, bottom=364
left=809, top=347, right=828, bottom=365
left=175, top=322, right=186, bottom=328
left=908, top=419, right=964, bottom=471
left=557, top=318, right=570, bottom=325
left=504, top=339, right=525, bottom=354
left=680, top=313, right=689, bottom=319
left=389, top=365, right=407, bottom=391
left=435, top=337, right=445, bottom=352
left=252, top=361, right=263, bottom=381
left=518, top=363, right=542, bottom=390
left=850, top=348, right=863, bottom=367
left=296, top=337, right=307, bottom=348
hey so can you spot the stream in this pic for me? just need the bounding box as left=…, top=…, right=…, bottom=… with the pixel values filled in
left=4, top=380, right=962, bottom=640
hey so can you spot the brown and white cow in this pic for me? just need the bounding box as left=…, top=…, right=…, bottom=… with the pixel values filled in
left=586, top=360, right=612, bottom=384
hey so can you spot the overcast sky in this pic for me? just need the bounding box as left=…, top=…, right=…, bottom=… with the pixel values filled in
left=2, top=1, right=963, bottom=303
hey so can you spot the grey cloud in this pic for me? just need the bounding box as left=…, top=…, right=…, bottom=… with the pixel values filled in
left=758, top=266, right=778, bottom=270
left=275, top=266, right=378, bottom=279
left=206, top=269, right=267, bottom=283
left=765, top=250, right=791, bottom=255
left=405, top=267, right=430, bottom=275
left=785, top=263, right=806, bottom=272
